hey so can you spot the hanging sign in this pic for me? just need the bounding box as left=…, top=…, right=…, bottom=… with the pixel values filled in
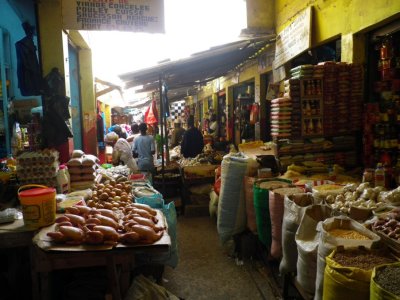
left=61, top=0, right=165, bottom=33
left=273, top=7, right=312, bottom=69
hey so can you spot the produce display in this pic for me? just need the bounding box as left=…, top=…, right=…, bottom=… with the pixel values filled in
left=103, top=165, right=130, bottom=177
left=372, top=208, right=400, bottom=241
left=178, top=151, right=223, bottom=167
left=326, top=182, right=387, bottom=214
left=46, top=180, right=165, bottom=246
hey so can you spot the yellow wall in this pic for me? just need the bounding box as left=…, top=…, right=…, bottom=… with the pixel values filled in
left=37, top=0, right=97, bottom=155
left=275, top=0, right=400, bottom=62
left=246, top=0, right=275, bottom=33
left=37, top=0, right=65, bottom=76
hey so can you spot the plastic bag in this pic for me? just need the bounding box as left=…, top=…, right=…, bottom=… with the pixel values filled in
left=124, top=274, right=179, bottom=300
left=144, top=100, right=159, bottom=126
left=209, top=190, right=219, bottom=218
left=135, top=195, right=178, bottom=268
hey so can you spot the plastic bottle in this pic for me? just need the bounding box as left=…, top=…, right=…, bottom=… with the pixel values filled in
left=56, top=164, right=70, bottom=194
left=374, top=163, right=385, bottom=188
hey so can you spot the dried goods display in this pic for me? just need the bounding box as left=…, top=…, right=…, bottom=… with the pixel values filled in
left=327, top=229, right=370, bottom=240
left=270, top=97, right=293, bottom=138
left=17, top=149, right=59, bottom=186
left=364, top=32, right=400, bottom=168
left=374, top=265, right=400, bottom=296
left=273, top=62, right=363, bottom=171
left=332, top=248, right=395, bottom=270
left=283, top=78, right=301, bottom=137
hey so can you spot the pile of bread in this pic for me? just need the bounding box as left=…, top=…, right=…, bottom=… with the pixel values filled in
left=67, top=150, right=99, bottom=191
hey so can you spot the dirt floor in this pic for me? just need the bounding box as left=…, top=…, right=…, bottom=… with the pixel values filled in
left=162, top=215, right=283, bottom=300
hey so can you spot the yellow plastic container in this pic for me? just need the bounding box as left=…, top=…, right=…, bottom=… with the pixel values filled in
left=18, top=184, right=56, bottom=229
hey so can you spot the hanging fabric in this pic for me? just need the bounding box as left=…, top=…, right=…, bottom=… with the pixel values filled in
left=250, top=103, right=260, bottom=124
left=162, top=83, right=170, bottom=118
left=144, top=99, right=159, bottom=125
left=15, top=22, right=41, bottom=96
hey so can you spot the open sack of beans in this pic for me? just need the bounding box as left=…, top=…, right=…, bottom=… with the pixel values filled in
left=323, top=246, right=397, bottom=300
left=370, top=262, right=400, bottom=300
left=315, top=216, right=381, bottom=300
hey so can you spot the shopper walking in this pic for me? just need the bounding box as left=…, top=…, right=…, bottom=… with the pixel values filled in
left=132, top=122, right=155, bottom=172
left=181, top=115, right=204, bottom=158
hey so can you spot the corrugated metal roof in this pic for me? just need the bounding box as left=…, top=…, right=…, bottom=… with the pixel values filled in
left=118, top=36, right=275, bottom=101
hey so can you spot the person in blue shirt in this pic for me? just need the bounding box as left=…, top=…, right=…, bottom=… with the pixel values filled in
left=132, top=123, right=155, bottom=172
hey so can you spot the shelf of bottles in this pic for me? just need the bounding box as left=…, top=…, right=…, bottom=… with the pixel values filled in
left=364, top=32, right=400, bottom=168
left=300, top=78, right=323, bottom=136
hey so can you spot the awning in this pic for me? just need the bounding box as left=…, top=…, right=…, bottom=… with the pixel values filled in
left=118, top=36, right=275, bottom=102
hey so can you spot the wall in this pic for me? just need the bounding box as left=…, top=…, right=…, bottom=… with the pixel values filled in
left=0, top=0, right=41, bottom=102
left=37, top=0, right=97, bottom=155
left=275, top=0, right=400, bottom=63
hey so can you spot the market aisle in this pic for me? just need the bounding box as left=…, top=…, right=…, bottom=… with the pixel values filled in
left=163, top=215, right=278, bottom=300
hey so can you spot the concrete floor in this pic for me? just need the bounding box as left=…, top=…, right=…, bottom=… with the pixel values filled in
left=162, top=215, right=281, bottom=300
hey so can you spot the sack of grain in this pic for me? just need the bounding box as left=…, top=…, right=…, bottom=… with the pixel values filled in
left=244, top=176, right=257, bottom=233
left=253, top=178, right=292, bottom=247
left=217, top=153, right=249, bottom=244
left=315, top=216, right=381, bottom=300
left=269, top=187, right=303, bottom=259
left=323, top=248, right=395, bottom=300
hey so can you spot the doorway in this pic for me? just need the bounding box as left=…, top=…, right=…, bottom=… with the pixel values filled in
left=68, top=43, right=83, bottom=150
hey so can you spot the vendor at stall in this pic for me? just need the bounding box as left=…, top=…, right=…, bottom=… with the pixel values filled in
left=105, top=132, right=138, bottom=172
left=170, top=119, right=185, bottom=148
left=181, top=115, right=204, bottom=158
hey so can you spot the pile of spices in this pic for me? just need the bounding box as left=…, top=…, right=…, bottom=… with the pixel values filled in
left=333, top=249, right=395, bottom=270
left=374, top=265, right=400, bottom=296
left=328, top=228, right=370, bottom=240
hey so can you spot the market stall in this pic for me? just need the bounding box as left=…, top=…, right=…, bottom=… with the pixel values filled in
left=0, top=147, right=176, bottom=299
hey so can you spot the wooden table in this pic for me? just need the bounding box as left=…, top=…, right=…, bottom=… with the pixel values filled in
left=30, top=246, right=135, bottom=300
left=0, top=219, right=36, bottom=300
left=0, top=218, right=35, bottom=248
left=31, top=211, right=171, bottom=300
